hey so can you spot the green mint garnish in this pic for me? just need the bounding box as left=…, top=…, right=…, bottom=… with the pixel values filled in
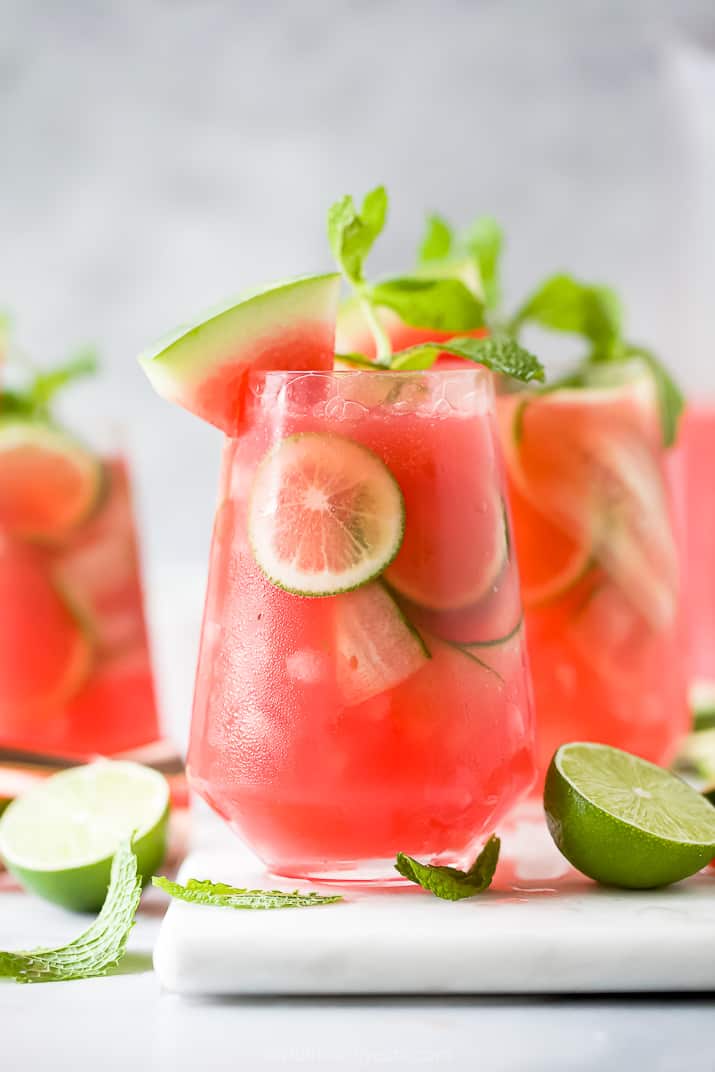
left=508, top=272, right=682, bottom=445
left=391, top=335, right=544, bottom=384
left=510, top=273, right=622, bottom=356
left=28, top=347, right=98, bottom=414
left=462, top=216, right=503, bottom=312
left=370, top=277, right=484, bottom=333
left=152, top=876, right=343, bottom=910
left=0, top=840, right=141, bottom=984
left=417, top=213, right=503, bottom=313
left=395, top=834, right=500, bottom=900
left=327, top=185, right=392, bottom=364
left=418, top=214, right=454, bottom=265
left=0, top=345, right=98, bottom=422
left=622, top=344, right=684, bottom=449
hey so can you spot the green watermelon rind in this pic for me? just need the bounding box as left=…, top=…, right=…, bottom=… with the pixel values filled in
left=138, top=272, right=341, bottom=407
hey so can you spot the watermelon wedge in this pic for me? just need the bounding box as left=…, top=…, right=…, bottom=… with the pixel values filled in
left=139, top=274, right=341, bottom=435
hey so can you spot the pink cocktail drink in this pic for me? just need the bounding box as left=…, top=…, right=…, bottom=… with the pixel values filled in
left=189, top=369, right=535, bottom=881
left=671, top=403, right=715, bottom=700
left=497, top=364, right=689, bottom=779
left=0, top=452, right=160, bottom=758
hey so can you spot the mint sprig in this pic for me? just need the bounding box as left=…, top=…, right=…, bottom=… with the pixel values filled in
left=417, top=213, right=503, bottom=313
left=418, top=214, right=454, bottom=265
left=391, top=335, right=544, bottom=384
left=463, top=216, right=503, bottom=312
left=371, top=277, right=484, bottom=333
left=510, top=273, right=622, bottom=356
left=509, top=272, right=682, bottom=445
left=0, top=346, right=98, bottom=422
left=328, top=189, right=486, bottom=365
left=623, top=344, right=684, bottom=448
left=395, top=834, right=500, bottom=900
left=0, top=840, right=141, bottom=984
left=153, top=876, right=343, bottom=910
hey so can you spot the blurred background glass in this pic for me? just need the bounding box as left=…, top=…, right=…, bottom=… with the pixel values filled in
left=1, top=0, right=713, bottom=739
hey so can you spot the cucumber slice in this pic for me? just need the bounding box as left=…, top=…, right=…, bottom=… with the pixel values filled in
left=248, top=433, right=405, bottom=596
left=336, top=582, right=429, bottom=706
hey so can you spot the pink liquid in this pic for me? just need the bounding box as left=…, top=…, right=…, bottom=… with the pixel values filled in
left=0, top=458, right=160, bottom=758
left=497, top=377, right=689, bottom=781
left=189, top=369, right=535, bottom=881
left=670, top=403, right=715, bottom=691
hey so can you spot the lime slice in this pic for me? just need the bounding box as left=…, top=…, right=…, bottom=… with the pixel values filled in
left=0, top=421, right=103, bottom=542
left=0, top=761, right=169, bottom=911
left=544, top=742, right=715, bottom=888
left=248, top=433, right=405, bottom=596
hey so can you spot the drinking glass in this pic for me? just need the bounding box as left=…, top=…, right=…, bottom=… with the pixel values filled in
left=497, top=362, right=689, bottom=780
left=0, top=442, right=161, bottom=759
left=188, top=368, right=535, bottom=882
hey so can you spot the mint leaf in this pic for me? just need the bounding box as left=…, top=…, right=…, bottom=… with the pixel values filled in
left=327, top=185, right=388, bottom=286
left=511, top=274, right=623, bottom=355
left=0, top=841, right=141, bottom=983
left=463, top=216, right=503, bottom=311
left=418, top=214, right=454, bottom=265
left=153, top=876, right=342, bottom=910
left=391, top=334, right=544, bottom=384
left=625, top=345, right=684, bottom=448
left=334, top=351, right=379, bottom=369
left=395, top=834, right=500, bottom=900
left=370, top=277, right=485, bottom=332
left=0, top=390, right=36, bottom=418
left=29, top=348, right=98, bottom=413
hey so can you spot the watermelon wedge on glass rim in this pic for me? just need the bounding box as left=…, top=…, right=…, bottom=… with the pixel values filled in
left=138, top=191, right=541, bottom=883
left=139, top=274, right=341, bottom=435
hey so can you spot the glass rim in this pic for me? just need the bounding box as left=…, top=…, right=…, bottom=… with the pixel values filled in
left=246, top=366, right=493, bottom=381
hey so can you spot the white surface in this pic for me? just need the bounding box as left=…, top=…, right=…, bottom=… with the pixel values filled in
left=154, top=808, right=715, bottom=996
left=2, top=804, right=714, bottom=1070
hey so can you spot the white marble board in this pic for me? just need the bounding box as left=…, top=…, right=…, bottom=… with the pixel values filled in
left=153, top=805, right=715, bottom=996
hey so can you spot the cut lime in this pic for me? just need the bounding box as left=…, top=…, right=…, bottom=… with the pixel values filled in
left=544, top=742, right=715, bottom=888
left=0, top=761, right=169, bottom=911
left=248, top=433, right=405, bottom=596
left=336, top=581, right=429, bottom=706
left=138, top=273, right=340, bottom=435
left=0, top=420, right=103, bottom=542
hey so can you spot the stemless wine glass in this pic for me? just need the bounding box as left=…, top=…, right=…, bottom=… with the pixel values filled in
left=188, top=368, right=536, bottom=882
left=0, top=427, right=161, bottom=760
left=497, top=361, right=690, bottom=781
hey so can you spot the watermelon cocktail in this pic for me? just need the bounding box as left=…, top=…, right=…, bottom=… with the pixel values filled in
left=672, top=404, right=715, bottom=708
left=0, top=361, right=160, bottom=761
left=188, top=367, right=534, bottom=880
left=139, top=215, right=543, bottom=881
left=497, top=363, right=689, bottom=778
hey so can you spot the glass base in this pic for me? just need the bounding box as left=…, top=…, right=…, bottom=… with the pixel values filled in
left=267, top=858, right=417, bottom=887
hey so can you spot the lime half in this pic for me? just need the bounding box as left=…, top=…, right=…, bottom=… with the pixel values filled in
left=544, top=742, right=715, bottom=888
left=0, top=761, right=169, bottom=911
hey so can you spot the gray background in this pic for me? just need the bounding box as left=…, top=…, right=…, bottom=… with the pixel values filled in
left=1, top=0, right=714, bottom=574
